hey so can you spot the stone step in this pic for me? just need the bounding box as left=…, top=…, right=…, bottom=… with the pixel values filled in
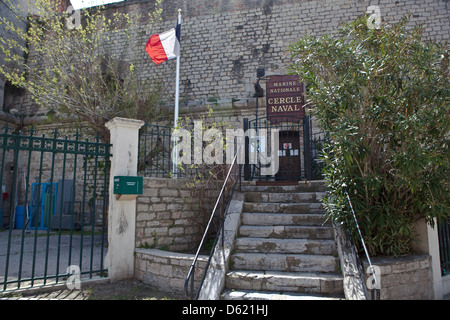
left=245, top=192, right=325, bottom=203
left=243, top=202, right=324, bottom=214
left=231, top=252, right=339, bottom=273
left=221, top=289, right=343, bottom=300
left=241, top=213, right=330, bottom=227
left=239, top=225, right=335, bottom=240
left=226, top=270, right=343, bottom=295
left=240, top=181, right=326, bottom=193
left=235, top=237, right=336, bottom=255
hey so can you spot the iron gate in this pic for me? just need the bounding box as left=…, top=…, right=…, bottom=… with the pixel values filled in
left=244, top=115, right=326, bottom=181
left=0, top=124, right=111, bottom=291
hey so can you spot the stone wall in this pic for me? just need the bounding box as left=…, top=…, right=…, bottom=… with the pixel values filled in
left=135, top=177, right=221, bottom=253
left=362, top=255, right=434, bottom=300
left=134, top=248, right=208, bottom=296
left=0, top=121, right=18, bottom=227
left=5, top=0, right=449, bottom=117
left=106, top=0, right=450, bottom=109
left=0, top=0, right=30, bottom=113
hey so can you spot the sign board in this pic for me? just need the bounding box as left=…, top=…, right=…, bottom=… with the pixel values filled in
left=266, top=75, right=305, bottom=122
left=283, top=143, right=292, bottom=150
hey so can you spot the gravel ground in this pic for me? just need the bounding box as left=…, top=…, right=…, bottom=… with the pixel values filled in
left=0, top=279, right=185, bottom=300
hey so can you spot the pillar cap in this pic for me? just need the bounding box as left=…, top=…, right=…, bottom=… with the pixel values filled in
left=105, top=117, right=145, bottom=130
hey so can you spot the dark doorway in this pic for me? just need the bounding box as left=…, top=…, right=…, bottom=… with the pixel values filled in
left=276, top=130, right=301, bottom=181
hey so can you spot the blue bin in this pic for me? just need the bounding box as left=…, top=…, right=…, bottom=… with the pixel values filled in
left=15, top=206, right=25, bottom=229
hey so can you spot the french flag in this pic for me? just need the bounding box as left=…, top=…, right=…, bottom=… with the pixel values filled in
left=145, top=23, right=181, bottom=64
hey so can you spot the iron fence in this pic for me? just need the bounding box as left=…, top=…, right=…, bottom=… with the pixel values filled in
left=138, top=123, right=173, bottom=177
left=138, top=122, right=235, bottom=179
left=0, top=124, right=110, bottom=291
left=438, top=219, right=450, bottom=276
left=139, top=118, right=328, bottom=182
left=245, top=115, right=328, bottom=182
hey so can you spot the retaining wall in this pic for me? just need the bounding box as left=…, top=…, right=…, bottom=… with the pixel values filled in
left=135, top=177, right=219, bottom=253
left=134, top=248, right=207, bottom=296
left=362, top=255, right=434, bottom=300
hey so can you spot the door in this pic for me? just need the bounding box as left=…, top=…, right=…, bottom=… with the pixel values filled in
left=276, top=131, right=301, bottom=181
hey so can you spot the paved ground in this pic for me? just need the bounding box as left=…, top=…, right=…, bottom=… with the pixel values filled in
left=0, top=279, right=185, bottom=300
left=2, top=231, right=448, bottom=301
left=2, top=278, right=448, bottom=300
left=0, top=229, right=106, bottom=289
left=0, top=230, right=186, bottom=300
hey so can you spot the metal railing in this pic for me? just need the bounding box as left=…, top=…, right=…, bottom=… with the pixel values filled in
left=342, top=183, right=381, bottom=300
left=138, top=123, right=173, bottom=177
left=438, top=219, right=450, bottom=276
left=184, top=146, right=242, bottom=300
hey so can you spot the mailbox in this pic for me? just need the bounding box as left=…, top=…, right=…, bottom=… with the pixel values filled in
left=113, top=176, right=143, bottom=200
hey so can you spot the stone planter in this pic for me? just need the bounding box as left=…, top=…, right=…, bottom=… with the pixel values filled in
left=135, top=248, right=208, bottom=295
left=361, top=254, right=433, bottom=300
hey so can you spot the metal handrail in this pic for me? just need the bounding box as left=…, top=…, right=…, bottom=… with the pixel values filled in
left=342, top=183, right=381, bottom=300
left=184, top=146, right=242, bottom=300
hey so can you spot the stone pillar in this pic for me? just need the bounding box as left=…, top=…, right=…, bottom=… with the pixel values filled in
left=413, top=218, right=443, bottom=300
left=104, top=117, right=144, bottom=281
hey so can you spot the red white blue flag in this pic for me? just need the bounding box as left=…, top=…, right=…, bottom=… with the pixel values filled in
left=145, top=22, right=181, bottom=64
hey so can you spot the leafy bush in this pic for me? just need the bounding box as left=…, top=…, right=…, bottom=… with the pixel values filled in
left=290, top=16, right=449, bottom=256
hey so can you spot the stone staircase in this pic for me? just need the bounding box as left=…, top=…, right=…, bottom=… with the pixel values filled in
left=221, top=182, right=344, bottom=300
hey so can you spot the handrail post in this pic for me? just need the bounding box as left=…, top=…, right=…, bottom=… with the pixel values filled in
left=243, top=118, right=250, bottom=181
left=343, top=183, right=380, bottom=300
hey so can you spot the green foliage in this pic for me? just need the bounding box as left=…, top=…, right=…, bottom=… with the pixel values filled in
left=0, top=0, right=164, bottom=142
left=290, top=15, right=449, bottom=256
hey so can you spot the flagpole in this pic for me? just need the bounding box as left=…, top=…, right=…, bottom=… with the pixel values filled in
left=173, top=9, right=181, bottom=178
